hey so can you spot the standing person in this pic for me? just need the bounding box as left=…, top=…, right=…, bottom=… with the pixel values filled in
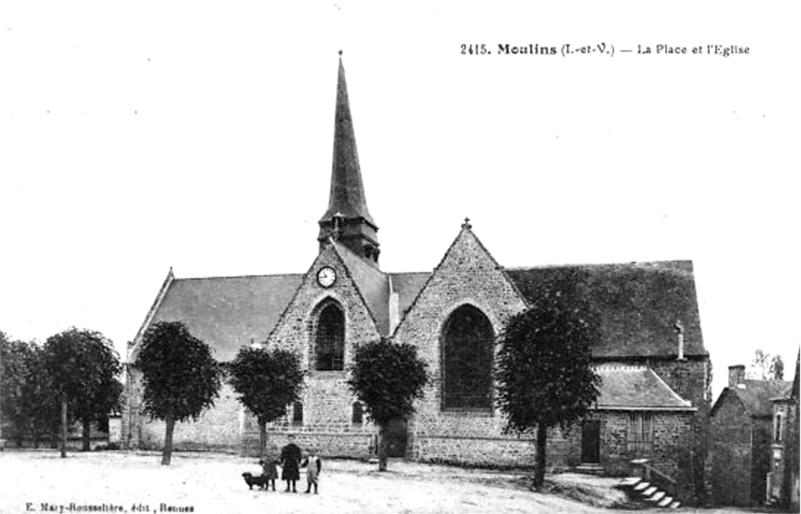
left=280, top=435, right=302, bottom=493
left=259, top=456, right=278, bottom=492
left=302, top=452, right=322, bottom=494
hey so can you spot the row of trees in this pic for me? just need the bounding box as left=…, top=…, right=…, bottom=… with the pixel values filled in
left=134, top=280, right=601, bottom=488
left=4, top=276, right=602, bottom=488
left=0, top=329, right=122, bottom=455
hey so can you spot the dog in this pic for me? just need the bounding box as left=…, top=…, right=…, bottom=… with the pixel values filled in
left=242, top=472, right=269, bottom=490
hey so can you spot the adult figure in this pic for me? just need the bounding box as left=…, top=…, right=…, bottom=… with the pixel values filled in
left=280, top=434, right=302, bottom=492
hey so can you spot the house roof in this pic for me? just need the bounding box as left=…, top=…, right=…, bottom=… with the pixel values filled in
left=129, top=274, right=303, bottom=363
left=727, top=380, right=793, bottom=417
left=595, top=364, right=694, bottom=411
left=505, top=261, right=706, bottom=359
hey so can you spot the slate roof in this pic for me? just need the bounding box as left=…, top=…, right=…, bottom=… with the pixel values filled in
left=317, top=242, right=431, bottom=336
left=505, top=261, right=705, bottom=359
left=717, top=380, right=793, bottom=417
left=130, top=258, right=705, bottom=365
left=595, top=364, right=694, bottom=411
left=129, top=274, right=303, bottom=363
left=388, top=271, right=429, bottom=319
left=333, top=241, right=391, bottom=334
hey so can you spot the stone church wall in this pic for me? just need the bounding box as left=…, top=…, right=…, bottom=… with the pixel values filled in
left=256, top=245, right=383, bottom=457
left=123, top=372, right=243, bottom=453
left=393, top=228, right=530, bottom=464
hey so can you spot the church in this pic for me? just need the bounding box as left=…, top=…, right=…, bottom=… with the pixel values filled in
left=121, top=56, right=711, bottom=500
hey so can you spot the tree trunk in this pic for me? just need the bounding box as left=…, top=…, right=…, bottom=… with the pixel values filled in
left=377, top=424, right=389, bottom=472
left=82, top=417, right=91, bottom=451
left=259, top=421, right=267, bottom=459
left=533, top=423, right=548, bottom=488
left=60, top=398, right=68, bottom=458
left=162, top=413, right=175, bottom=465
left=15, top=422, right=24, bottom=448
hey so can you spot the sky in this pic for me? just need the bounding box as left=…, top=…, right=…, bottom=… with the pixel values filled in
left=1, top=2, right=799, bottom=399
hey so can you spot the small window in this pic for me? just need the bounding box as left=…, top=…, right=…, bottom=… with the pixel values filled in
left=352, top=402, right=364, bottom=425
left=292, top=402, right=304, bottom=426
left=774, top=413, right=783, bottom=443
left=627, top=413, right=653, bottom=454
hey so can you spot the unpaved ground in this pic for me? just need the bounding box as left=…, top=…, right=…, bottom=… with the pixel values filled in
left=0, top=450, right=740, bottom=514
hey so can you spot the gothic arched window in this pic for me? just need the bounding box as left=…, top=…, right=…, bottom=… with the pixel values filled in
left=442, top=304, right=494, bottom=411
left=315, top=303, right=345, bottom=371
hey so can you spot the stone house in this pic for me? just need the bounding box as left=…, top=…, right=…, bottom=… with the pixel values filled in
left=768, top=352, right=799, bottom=509
left=121, top=56, right=711, bottom=501
left=711, top=364, right=792, bottom=506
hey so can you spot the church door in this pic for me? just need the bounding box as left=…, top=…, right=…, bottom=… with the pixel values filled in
left=386, top=418, right=408, bottom=458
left=581, top=420, right=601, bottom=464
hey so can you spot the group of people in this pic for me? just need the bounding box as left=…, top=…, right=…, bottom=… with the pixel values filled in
left=258, top=435, right=322, bottom=494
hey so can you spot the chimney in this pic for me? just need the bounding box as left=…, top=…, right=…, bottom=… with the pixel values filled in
left=674, top=320, right=685, bottom=360
left=728, top=365, right=745, bottom=387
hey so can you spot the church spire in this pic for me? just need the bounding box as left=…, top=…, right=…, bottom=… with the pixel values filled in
left=318, top=52, right=380, bottom=266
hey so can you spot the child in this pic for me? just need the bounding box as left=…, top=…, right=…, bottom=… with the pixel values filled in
left=258, top=457, right=278, bottom=491
left=301, top=452, right=322, bottom=494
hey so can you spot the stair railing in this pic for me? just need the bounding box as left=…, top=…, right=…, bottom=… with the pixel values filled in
left=631, top=458, right=678, bottom=498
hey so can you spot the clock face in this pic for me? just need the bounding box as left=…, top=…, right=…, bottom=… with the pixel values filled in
left=317, top=266, right=336, bottom=288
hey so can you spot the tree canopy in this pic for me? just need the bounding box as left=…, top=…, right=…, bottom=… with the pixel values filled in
left=347, top=337, right=428, bottom=470
left=135, top=320, right=222, bottom=465
left=228, top=346, right=305, bottom=456
left=496, top=271, right=602, bottom=487
left=749, top=349, right=784, bottom=380
left=41, top=328, right=121, bottom=455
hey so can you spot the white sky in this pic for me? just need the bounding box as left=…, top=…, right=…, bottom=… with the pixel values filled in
left=1, top=2, right=798, bottom=399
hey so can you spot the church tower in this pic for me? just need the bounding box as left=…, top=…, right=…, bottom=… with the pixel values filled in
left=318, top=53, right=380, bottom=267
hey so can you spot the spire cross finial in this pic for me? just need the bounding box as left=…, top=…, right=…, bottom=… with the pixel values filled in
left=462, top=217, right=472, bottom=229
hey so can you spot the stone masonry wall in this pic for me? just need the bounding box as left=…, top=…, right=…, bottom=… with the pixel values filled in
left=257, top=244, right=382, bottom=457
left=393, top=227, right=529, bottom=462
left=750, top=417, right=772, bottom=506
left=651, top=357, right=712, bottom=504
left=132, top=381, right=243, bottom=452
left=599, top=411, right=693, bottom=478
left=711, top=392, right=753, bottom=506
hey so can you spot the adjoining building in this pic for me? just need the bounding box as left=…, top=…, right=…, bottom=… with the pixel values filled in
left=767, top=352, right=800, bottom=509
left=711, top=364, right=793, bottom=506
left=122, top=56, right=711, bottom=503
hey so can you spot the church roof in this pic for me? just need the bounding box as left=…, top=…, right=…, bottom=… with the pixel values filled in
left=713, top=380, right=793, bottom=417
left=129, top=274, right=303, bottom=363
left=333, top=240, right=390, bottom=333
left=319, top=56, right=376, bottom=227
left=129, top=259, right=705, bottom=364
left=595, top=364, right=694, bottom=411
left=505, top=260, right=706, bottom=359
left=389, top=271, right=430, bottom=319
left=331, top=241, right=430, bottom=335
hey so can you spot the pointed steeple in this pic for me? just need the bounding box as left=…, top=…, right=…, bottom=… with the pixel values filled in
left=318, top=53, right=380, bottom=267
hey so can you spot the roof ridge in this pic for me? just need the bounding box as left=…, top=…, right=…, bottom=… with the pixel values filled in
left=505, top=259, right=694, bottom=271
left=175, top=273, right=305, bottom=281
left=596, top=364, right=648, bottom=371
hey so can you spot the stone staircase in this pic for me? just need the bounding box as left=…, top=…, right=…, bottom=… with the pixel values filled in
left=619, top=476, right=681, bottom=509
